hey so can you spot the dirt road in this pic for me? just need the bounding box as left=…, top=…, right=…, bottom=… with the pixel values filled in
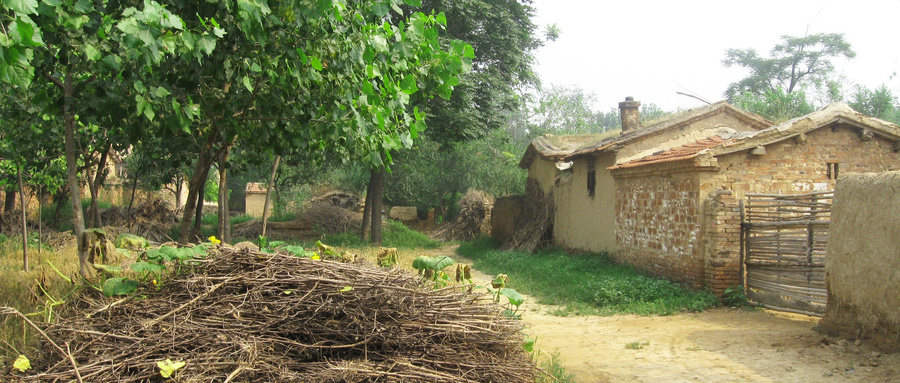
left=437, top=247, right=900, bottom=383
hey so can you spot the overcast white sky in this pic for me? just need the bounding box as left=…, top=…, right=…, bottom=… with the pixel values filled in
left=530, top=0, right=900, bottom=112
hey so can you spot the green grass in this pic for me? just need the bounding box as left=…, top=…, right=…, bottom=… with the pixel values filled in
left=317, top=221, right=443, bottom=250
left=457, top=238, right=719, bottom=316
left=0, top=237, right=82, bottom=368
left=40, top=199, right=114, bottom=232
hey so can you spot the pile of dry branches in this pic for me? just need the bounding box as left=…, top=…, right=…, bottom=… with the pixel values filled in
left=13, top=247, right=537, bottom=382
left=432, top=190, right=491, bottom=242
left=300, top=202, right=362, bottom=234
left=502, top=179, right=554, bottom=252
left=102, top=198, right=177, bottom=242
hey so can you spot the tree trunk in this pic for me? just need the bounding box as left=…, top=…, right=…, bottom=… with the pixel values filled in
left=59, top=72, right=91, bottom=279
left=90, top=145, right=110, bottom=228
left=177, top=144, right=216, bottom=243
left=127, top=164, right=140, bottom=222
left=261, top=156, right=281, bottom=239
left=360, top=173, right=374, bottom=241
left=4, top=188, right=16, bottom=213
left=217, top=146, right=232, bottom=243
left=18, top=165, right=28, bottom=271
left=369, top=167, right=385, bottom=246
left=52, top=190, right=67, bottom=230
left=192, top=169, right=208, bottom=242
left=85, top=161, right=98, bottom=228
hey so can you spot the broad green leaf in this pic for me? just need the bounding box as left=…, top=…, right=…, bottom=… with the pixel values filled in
left=4, top=0, right=39, bottom=14
left=101, top=278, right=139, bottom=297
left=500, top=288, right=525, bottom=307
left=310, top=56, right=323, bottom=71
left=157, top=358, right=186, bottom=378
left=242, top=75, right=252, bottom=91
left=196, top=34, right=216, bottom=55
left=402, top=0, right=421, bottom=6
left=154, top=86, right=171, bottom=98
left=101, top=55, right=122, bottom=71
left=73, top=0, right=92, bottom=13
left=13, top=17, right=42, bottom=47
left=400, top=75, right=418, bottom=94
left=412, top=255, right=430, bottom=270
left=213, top=27, right=226, bottom=38
left=82, top=44, right=101, bottom=61
left=371, top=2, right=389, bottom=17
left=425, top=256, right=454, bottom=271
left=130, top=262, right=164, bottom=273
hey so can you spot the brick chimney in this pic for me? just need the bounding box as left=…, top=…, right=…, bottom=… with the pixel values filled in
left=619, top=96, right=641, bottom=134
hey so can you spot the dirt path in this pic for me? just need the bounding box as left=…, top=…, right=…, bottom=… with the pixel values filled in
left=430, top=246, right=900, bottom=383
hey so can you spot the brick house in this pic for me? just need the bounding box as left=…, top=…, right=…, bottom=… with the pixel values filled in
left=518, top=100, right=900, bottom=294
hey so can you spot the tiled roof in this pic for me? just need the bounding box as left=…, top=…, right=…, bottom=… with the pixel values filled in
left=245, top=182, right=269, bottom=193
left=610, top=136, right=729, bottom=170
left=566, top=101, right=772, bottom=159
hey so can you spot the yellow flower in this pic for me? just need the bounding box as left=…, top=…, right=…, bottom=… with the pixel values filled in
left=157, top=358, right=186, bottom=378
left=207, top=236, right=221, bottom=245
left=311, top=254, right=321, bottom=260
left=13, top=355, right=31, bottom=372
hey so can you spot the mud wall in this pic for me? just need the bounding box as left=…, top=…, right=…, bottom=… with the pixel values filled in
left=818, top=171, right=900, bottom=351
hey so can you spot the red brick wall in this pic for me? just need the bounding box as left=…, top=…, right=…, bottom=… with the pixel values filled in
left=703, top=190, right=742, bottom=295
left=716, top=124, right=900, bottom=196
left=614, top=164, right=706, bottom=288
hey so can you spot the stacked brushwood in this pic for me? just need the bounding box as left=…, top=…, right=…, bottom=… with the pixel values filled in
left=233, top=203, right=362, bottom=240
left=432, top=190, right=490, bottom=241
left=101, top=198, right=178, bottom=242
left=12, top=247, right=537, bottom=382
left=502, top=179, right=554, bottom=252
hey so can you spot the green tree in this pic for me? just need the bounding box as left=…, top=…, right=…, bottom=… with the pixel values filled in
left=723, top=33, right=856, bottom=100
left=412, top=0, right=542, bottom=144
left=848, top=84, right=898, bottom=123
left=532, top=84, right=602, bottom=134
left=732, top=87, right=814, bottom=122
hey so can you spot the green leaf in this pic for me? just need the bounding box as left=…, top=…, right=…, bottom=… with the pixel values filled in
left=424, top=256, right=453, bottom=271
left=83, top=44, right=101, bottom=61
left=242, top=76, right=252, bottom=91
left=371, top=2, right=389, bottom=17
left=73, top=0, right=92, bottom=13
left=130, top=262, right=164, bottom=273
left=4, top=0, right=39, bottom=14
left=101, top=277, right=139, bottom=297
left=196, top=34, right=216, bottom=55
left=500, top=288, right=525, bottom=307
left=400, top=75, right=418, bottom=94
left=412, top=255, right=430, bottom=270
left=310, top=56, right=323, bottom=71
left=402, top=0, right=421, bottom=6
left=154, top=86, right=171, bottom=98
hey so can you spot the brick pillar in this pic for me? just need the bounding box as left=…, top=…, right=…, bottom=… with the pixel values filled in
left=703, top=190, right=743, bottom=296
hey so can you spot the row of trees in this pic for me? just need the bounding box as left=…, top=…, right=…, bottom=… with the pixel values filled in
left=0, top=0, right=482, bottom=278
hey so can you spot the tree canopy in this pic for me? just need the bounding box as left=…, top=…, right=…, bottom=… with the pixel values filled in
left=722, top=33, right=856, bottom=100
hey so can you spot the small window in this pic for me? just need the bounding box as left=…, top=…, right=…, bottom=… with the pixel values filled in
left=587, top=170, right=596, bottom=197
left=826, top=163, right=840, bottom=180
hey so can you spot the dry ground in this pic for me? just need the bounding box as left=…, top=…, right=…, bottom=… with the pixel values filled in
left=439, top=247, right=900, bottom=383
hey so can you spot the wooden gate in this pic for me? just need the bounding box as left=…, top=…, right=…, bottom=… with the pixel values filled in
left=742, top=191, right=833, bottom=316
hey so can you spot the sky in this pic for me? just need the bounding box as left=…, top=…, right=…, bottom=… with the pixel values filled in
left=529, top=0, right=900, bottom=112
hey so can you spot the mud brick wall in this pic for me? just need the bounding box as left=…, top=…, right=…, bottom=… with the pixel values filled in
left=491, top=195, right=523, bottom=245
left=614, top=166, right=705, bottom=289
left=702, top=190, right=742, bottom=296
left=818, top=172, right=900, bottom=351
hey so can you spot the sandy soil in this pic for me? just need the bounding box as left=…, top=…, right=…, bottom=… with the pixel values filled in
left=434, top=247, right=900, bottom=383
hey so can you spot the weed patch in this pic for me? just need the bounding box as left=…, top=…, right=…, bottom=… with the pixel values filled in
left=457, top=238, right=718, bottom=316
